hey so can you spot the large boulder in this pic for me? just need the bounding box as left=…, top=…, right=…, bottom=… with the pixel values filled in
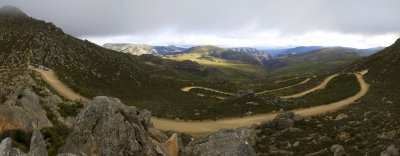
left=260, top=111, right=302, bottom=130
left=59, top=96, right=161, bottom=156
left=0, top=85, right=52, bottom=133
left=182, top=127, right=256, bottom=156
left=380, top=145, right=399, bottom=156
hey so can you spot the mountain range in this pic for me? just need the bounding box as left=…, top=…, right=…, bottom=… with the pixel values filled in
left=2, top=5, right=400, bottom=156
left=103, top=43, right=187, bottom=56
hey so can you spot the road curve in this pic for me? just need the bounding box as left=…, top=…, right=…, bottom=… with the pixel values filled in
left=34, top=68, right=368, bottom=135
left=280, top=74, right=339, bottom=99
left=180, top=77, right=312, bottom=97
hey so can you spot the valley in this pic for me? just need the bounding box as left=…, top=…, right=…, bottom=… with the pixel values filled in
left=1, top=4, right=399, bottom=156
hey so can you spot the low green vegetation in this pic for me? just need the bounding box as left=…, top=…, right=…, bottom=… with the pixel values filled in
left=0, top=130, right=31, bottom=153
left=58, top=102, right=84, bottom=117
left=270, top=76, right=326, bottom=96
left=42, top=105, right=69, bottom=156
left=245, top=76, right=312, bottom=93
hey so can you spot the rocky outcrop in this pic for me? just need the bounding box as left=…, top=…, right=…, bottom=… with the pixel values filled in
left=380, top=145, right=399, bottom=156
left=0, top=137, right=13, bottom=156
left=59, top=96, right=162, bottom=156
left=182, top=127, right=256, bottom=156
left=0, top=84, right=52, bottom=133
left=260, top=112, right=303, bottom=130
left=0, top=130, right=47, bottom=156
left=29, top=130, right=48, bottom=156
left=330, top=144, right=346, bottom=156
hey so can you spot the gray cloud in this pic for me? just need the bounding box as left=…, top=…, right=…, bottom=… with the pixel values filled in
left=1, top=0, right=400, bottom=46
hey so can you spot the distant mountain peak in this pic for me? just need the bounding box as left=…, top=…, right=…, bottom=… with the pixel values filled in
left=0, top=5, right=28, bottom=17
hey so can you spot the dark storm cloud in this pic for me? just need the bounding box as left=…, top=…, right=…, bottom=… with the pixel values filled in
left=1, top=0, right=400, bottom=38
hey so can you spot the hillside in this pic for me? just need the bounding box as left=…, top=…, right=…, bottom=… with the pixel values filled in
left=270, top=46, right=382, bottom=57
left=183, top=45, right=263, bottom=65
left=153, top=45, right=186, bottom=55
left=255, top=39, right=400, bottom=155
left=274, top=46, right=324, bottom=56
left=348, top=38, right=400, bottom=91
left=0, top=7, right=232, bottom=119
left=103, top=43, right=187, bottom=56
left=230, top=47, right=270, bottom=56
left=265, top=47, right=362, bottom=77
left=165, top=45, right=268, bottom=80
left=103, top=43, right=158, bottom=55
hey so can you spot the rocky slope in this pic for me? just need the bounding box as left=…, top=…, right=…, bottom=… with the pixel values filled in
left=182, top=127, right=257, bottom=156
left=349, top=38, right=400, bottom=91
left=0, top=6, right=227, bottom=119
left=253, top=39, right=400, bottom=155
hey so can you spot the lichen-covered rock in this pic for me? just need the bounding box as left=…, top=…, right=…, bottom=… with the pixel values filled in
left=0, top=84, right=52, bottom=133
left=0, top=137, right=13, bottom=156
left=59, top=96, right=161, bottom=156
left=182, top=127, right=256, bottom=156
left=260, top=112, right=299, bottom=130
left=28, top=130, right=48, bottom=156
left=380, top=145, right=399, bottom=156
left=330, top=144, right=345, bottom=156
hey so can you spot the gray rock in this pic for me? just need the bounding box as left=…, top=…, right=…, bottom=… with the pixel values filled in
left=0, top=138, right=13, bottom=156
left=275, top=118, right=294, bottom=130
left=0, top=130, right=47, bottom=156
left=330, top=144, right=346, bottom=156
left=182, top=127, right=256, bottom=156
left=0, top=85, right=52, bottom=133
left=59, top=96, right=160, bottom=156
left=380, top=145, right=399, bottom=156
left=260, top=112, right=300, bottom=130
left=28, top=130, right=48, bottom=156
left=236, top=90, right=255, bottom=98
left=378, top=130, right=398, bottom=140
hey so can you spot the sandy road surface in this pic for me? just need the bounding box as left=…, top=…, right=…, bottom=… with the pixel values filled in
left=34, top=68, right=89, bottom=102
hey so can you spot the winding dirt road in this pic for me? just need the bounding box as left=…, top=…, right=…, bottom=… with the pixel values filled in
left=153, top=72, right=368, bottom=135
left=280, top=74, right=339, bottom=99
left=34, top=68, right=369, bottom=135
left=256, top=78, right=311, bottom=95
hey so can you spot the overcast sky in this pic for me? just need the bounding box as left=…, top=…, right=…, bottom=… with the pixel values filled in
left=1, top=0, right=400, bottom=48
